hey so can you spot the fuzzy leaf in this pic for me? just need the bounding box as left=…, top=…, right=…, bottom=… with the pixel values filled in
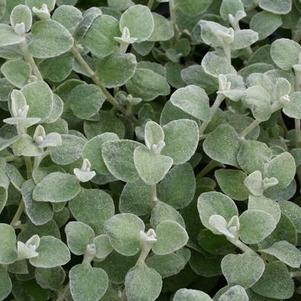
left=152, top=221, right=188, bottom=255
left=259, top=0, right=292, bottom=14
left=197, top=192, right=238, bottom=234
left=65, top=221, right=95, bottom=255
left=161, top=119, right=199, bottom=165
left=104, top=213, right=145, bottom=256
left=283, top=91, right=301, bottom=119
left=221, top=253, right=265, bottom=288
left=125, top=264, right=162, bottom=301
left=69, top=264, right=109, bottom=301
left=29, top=19, right=74, bottom=58
left=134, top=145, right=173, bottom=185
left=203, top=124, right=240, bottom=166
left=173, top=289, right=212, bottom=301
left=33, top=172, right=81, bottom=203
left=218, top=285, right=248, bottom=301
left=239, top=209, right=277, bottom=244
left=29, top=236, right=70, bottom=268
left=0, top=224, right=17, bottom=264
left=69, top=189, right=114, bottom=234
left=170, top=85, right=210, bottom=121
left=119, top=5, right=154, bottom=42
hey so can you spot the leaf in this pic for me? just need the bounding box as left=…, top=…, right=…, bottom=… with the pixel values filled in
left=134, top=145, right=173, bottom=185
left=264, top=152, right=296, bottom=188
left=0, top=267, right=11, bottom=301
left=69, top=264, right=109, bottom=301
left=65, top=221, right=95, bottom=255
left=119, top=5, right=154, bottom=42
left=202, top=52, right=236, bottom=78
left=52, top=4, right=83, bottom=35
left=29, top=19, right=74, bottom=58
left=96, top=53, right=137, bottom=88
left=221, top=253, right=265, bottom=288
left=197, top=192, right=238, bottom=234
left=279, top=200, right=301, bottom=232
left=232, top=30, right=258, bottom=50
left=153, top=221, right=188, bottom=255
left=10, top=4, right=32, bottom=32
left=237, top=140, right=272, bottom=174
left=104, top=213, right=145, bottom=256
left=1, top=59, right=31, bottom=88
left=69, top=84, right=105, bottom=120
left=149, top=13, right=174, bottom=42
left=82, top=14, right=119, bottom=58
left=250, top=11, right=282, bottom=40
left=146, top=251, right=189, bottom=279
left=49, top=134, right=86, bottom=165
left=259, top=0, right=292, bottom=14
left=161, top=119, right=199, bottom=164
left=158, top=163, right=196, bottom=209
left=243, top=85, right=272, bottom=121
left=25, top=0, right=56, bottom=11
left=170, top=85, right=210, bottom=121
left=173, top=289, right=212, bottom=301
left=218, top=285, right=248, bottom=301
left=248, top=195, right=281, bottom=224
left=35, top=266, right=66, bottom=291
left=82, top=133, right=119, bottom=175
left=94, top=234, right=113, bottom=259
left=252, top=262, right=294, bottom=299
left=220, top=0, right=244, bottom=20
left=270, top=38, right=301, bottom=70
left=215, top=169, right=249, bottom=201
left=0, top=24, right=24, bottom=47
left=102, top=139, right=142, bottom=183
left=203, top=124, right=240, bottom=166
left=39, top=53, right=74, bottom=83
left=21, top=81, right=53, bottom=122
left=126, top=68, right=170, bottom=101
left=33, top=172, right=81, bottom=203
left=125, top=264, right=162, bottom=301
left=175, top=0, right=213, bottom=16
left=239, top=209, right=277, bottom=244
left=144, top=121, right=165, bottom=150
left=21, top=179, right=53, bottom=226
left=283, top=91, right=301, bottom=118
left=0, top=223, right=17, bottom=264
left=69, top=188, right=115, bottom=234
left=119, top=179, right=153, bottom=216
left=29, top=236, right=70, bottom=268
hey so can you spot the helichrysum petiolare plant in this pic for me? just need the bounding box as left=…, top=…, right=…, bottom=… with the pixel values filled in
left=0, top=0, right=301, bottom=300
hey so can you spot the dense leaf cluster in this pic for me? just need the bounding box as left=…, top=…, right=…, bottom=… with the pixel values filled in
left=0, top=0, right=301, bottom=300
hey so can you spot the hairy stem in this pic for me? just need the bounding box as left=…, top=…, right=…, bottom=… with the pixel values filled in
left=199, top=94, right=225, bottom=138
left=228, top=238, right=256, bottom=255
left=71, top=46, right=139, bottom=125
left=239, top=119, right=260, bottom=139
left=198, top=160, right=221, bottom=178
left=10, top=201, right=25, bottom=227
left=147, top=0, right=154, bottom=9
left=20, top=41, right=43, bottom=81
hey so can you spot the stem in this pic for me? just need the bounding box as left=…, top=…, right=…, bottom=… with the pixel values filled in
left=151, top=185, right=158, bottom=204
left=169, top=0, right=179, bottom=38
left=147, top=0, right=154, bottom=9
left=20, top=41, right=43, bottom=81
left=71, top=46, right=139, bottom=125
left=24, top=157, right=33, bottom=179
left=239, top=119, right=260, bottom=139
left=10, top=201, right=25, bottom=227
left=136, top=241, right=153, bottom=265
left=199, top=94, right=225, bottom=138
left=228, top=238, right=256, bottom=254
left=198, top=160, right=221, bottom=178
left=56, top=284, right=69, bottom=301
left=223, top=44, right=232, bottom=66
left=291, top=271, right=301, bottom=278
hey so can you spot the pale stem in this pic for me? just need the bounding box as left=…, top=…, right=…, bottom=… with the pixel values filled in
left=10, top=201, right=25, bottom=227
left=223, top=44, right=232, bottom=66
left=20, top=41, right=43, bottom=81
left=56, top=284, right=69, bottom=301
left=151, top=184, right=158, bottom=203
left=147, top=0, right=155, bottom=9
left=198, top=160, right=221, bottom=178
left=199, top=94, right=225, bottom=138
left=169, top=0, right=179, bottom=38
left=71, top=46, right=139, bottom=125
left=227, top=237, right=256, bottom=255
left=239, top=119, right=260, bottom=139
left=294, top=70, right=301, bottom=144
left=291, top=271, right=301, bottom=278
left=136, top=241, right=153, bottom=265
